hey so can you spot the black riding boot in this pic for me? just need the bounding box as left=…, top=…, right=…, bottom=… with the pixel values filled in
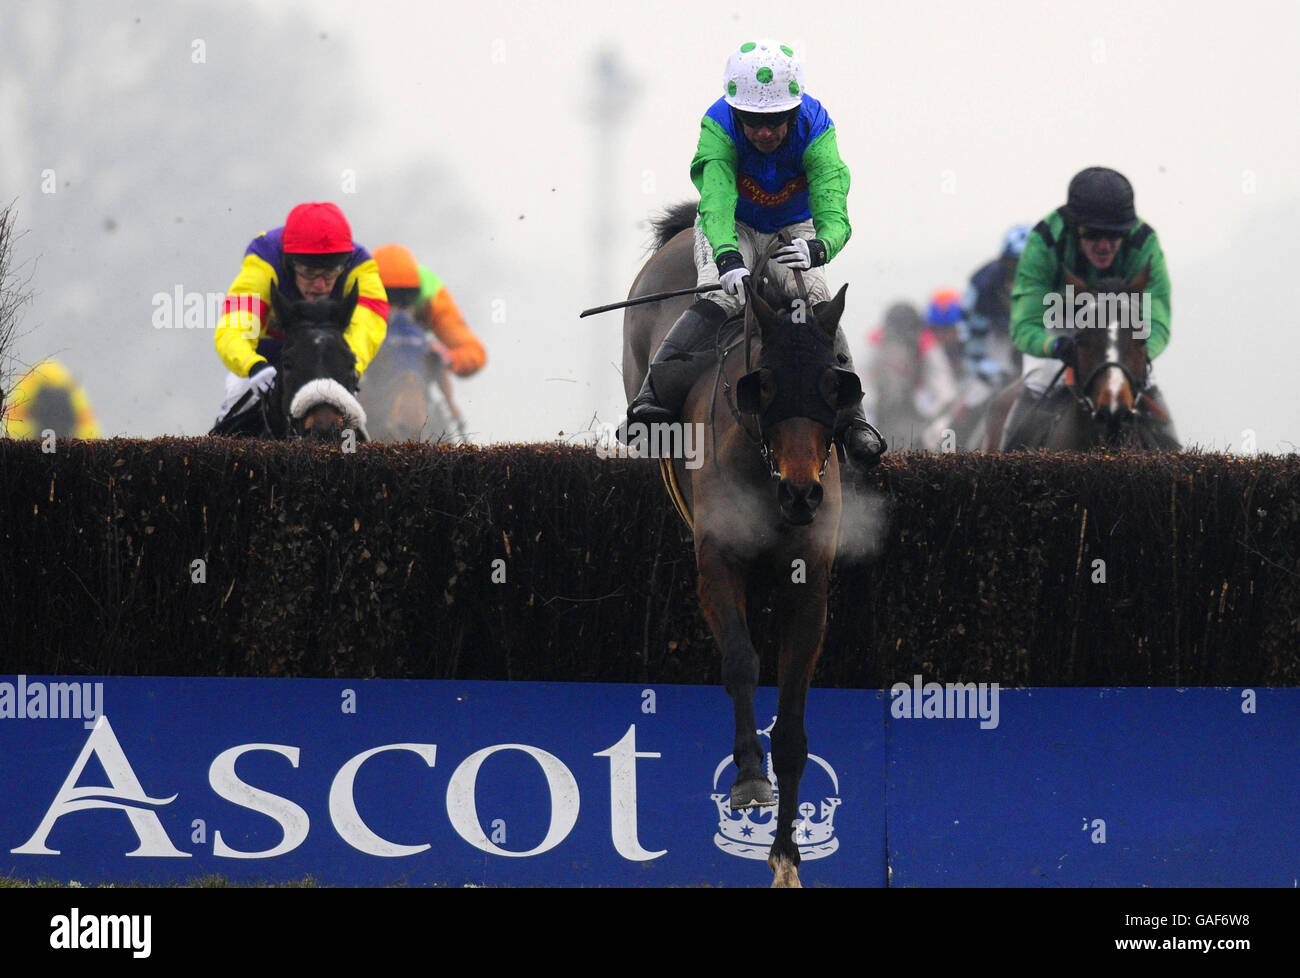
left=1138, top=384, right=1180, bottom=449
left=626, top=299, right=728, bottom=430
left=831, top=327, right=887, bottom=468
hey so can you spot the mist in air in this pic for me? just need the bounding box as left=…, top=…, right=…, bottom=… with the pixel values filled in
left=2, top=0, right=1296, bottom=452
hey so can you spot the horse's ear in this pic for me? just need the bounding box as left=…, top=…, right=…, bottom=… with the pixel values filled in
left=1126, top=258, right=1152, bottom=293
left=1063, top=269, right=1088, bottom=292
left=812, top=283, right=849, bottom=340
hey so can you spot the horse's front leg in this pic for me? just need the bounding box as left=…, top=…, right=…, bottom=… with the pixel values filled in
left=696, top=542, right=772, bottom=810
left=1046, top=402, right=1090, bottom=451
left=767, top=563, right=831, bottom=888
left=981, top=380, right=1022, bottom=451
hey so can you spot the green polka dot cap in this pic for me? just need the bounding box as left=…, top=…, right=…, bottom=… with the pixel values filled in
left=722, top=39, right=804, bottom=113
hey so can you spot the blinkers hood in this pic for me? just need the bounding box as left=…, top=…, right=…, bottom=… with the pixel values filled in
left=736, top=316, right=861, bottom=429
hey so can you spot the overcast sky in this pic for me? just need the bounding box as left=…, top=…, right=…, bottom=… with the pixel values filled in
left=4, top=0, right=1298, bottom=451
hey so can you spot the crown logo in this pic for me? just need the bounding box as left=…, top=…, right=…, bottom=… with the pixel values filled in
left=710, top=717, right=842, bottom=860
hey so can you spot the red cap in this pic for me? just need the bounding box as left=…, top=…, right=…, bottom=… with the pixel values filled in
left=283, top=202, right=353, bottom=255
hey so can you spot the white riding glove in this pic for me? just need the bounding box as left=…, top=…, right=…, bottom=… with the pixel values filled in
left=248, top=363, right=277, bottom=396
left=720, top=266, right=751, bottom=302
left=774, top=237, right=812, bottom=270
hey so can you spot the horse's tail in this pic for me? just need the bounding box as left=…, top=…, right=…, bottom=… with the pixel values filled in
left=647, top=200, right=699, bottom=252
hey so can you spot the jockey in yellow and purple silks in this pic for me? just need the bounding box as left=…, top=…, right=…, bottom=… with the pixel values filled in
left=626, top=39, right=884, bottom=469
left=212, top=201, right=388, bottom=424
left=2, top=359, right=100, bottom=439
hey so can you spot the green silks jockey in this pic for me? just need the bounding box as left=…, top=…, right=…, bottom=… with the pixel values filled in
left=626, top=39, right=884, bottom=470
left=1000, top=166, right=1178, bottom=449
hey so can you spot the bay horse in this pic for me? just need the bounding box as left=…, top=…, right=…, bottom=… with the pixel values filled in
left=210, top=283, right=369, bottom=443
left=359, top=309, right=467, bottom=443
left=982, top=263, right=1178, bottom=451
left=623, top=204, right=863, bottom=888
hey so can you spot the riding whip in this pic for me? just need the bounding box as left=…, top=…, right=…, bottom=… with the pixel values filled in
left=579, top=284, right=723, bottom=318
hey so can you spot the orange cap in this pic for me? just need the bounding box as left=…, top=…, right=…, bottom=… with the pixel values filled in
left=373, top=244, right=421, bottom=289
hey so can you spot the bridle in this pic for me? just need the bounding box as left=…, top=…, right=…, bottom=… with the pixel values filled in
left=1068, top=357, right=1147, bottom=418
left=1064, top=335, right=1167, bottom=425
left=210, top=381, right=280, bottom=438
left=716, top=232, right=835, bottom=482
left=1055, top=280, right=1168, bottom=426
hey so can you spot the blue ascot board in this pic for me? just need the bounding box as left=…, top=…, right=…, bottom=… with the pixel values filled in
left=886, top=686, right=1300, bottom=887
left=0, top=677, right=884, bottom=888
left=0, top=678, right=1294, bottom=886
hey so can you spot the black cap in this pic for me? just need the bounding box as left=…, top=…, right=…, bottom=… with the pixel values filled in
left=1062, top=167, right=1138, bottom=232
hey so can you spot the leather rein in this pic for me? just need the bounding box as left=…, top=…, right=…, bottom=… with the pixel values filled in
left=711, top=232, right=834, bottom=481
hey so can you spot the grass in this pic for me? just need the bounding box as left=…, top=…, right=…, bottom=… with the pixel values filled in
left=0, top=874, right=321, bottom=888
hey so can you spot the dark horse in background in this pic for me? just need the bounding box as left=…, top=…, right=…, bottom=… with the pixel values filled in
left=982, top=263, right=1179, bottom=451
left=624, top=204, right=864, bottom=888
left=210, top=283, right=369, bottom=443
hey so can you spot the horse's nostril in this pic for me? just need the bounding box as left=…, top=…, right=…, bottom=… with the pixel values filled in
left=778, top=479, right=823, bottom=513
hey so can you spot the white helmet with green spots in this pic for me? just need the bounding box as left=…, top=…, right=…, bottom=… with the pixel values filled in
left=723, top=39, right=804, bottom=113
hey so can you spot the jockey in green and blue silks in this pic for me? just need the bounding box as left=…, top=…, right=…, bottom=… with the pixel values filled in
left=692, top=93, right=851, bottom=270
left=627, top=39, right=883, bottom=469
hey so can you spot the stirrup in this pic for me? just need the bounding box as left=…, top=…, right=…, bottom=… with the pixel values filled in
left=837, top=418, right=888, bottom=466
left=627, top=373, right=676, bottom=426
left=627, top=396, right=674, bottom=428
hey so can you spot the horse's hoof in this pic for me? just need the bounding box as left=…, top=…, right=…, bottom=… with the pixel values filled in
left=730, top=778, right=775, bottom=810
left=768, top=854, right=802, bottom=889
